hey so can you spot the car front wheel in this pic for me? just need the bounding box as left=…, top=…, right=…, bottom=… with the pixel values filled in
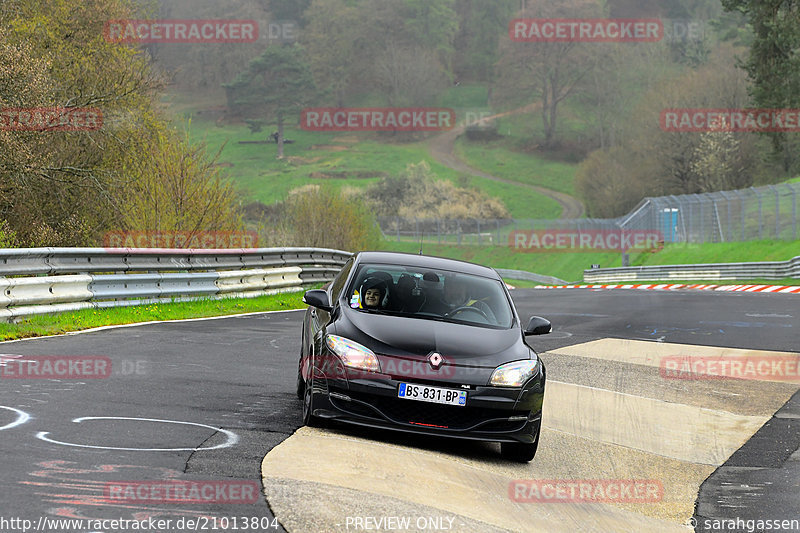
left=296, top=353, right=305, bottom=400
left=500, top=418, right=541, bottom=462
left=302, top=374, right=324, bottom=428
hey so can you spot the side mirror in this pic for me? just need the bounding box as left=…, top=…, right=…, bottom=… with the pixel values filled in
left=303, top=289, right=332, bottom=312
left=524, top=316, right=552, bottom=336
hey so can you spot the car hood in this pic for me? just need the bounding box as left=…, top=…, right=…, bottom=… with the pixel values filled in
left=337, top=307, right=531, bottom=368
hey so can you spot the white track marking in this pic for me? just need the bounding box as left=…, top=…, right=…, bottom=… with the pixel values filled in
left=35, top=416, right=238, bottom=451
left=0, top=406, right=31, bottom=431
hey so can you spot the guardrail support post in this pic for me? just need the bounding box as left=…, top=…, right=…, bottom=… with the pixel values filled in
left=770, top=185, right=780, bottom=239
left=792, top=184, right=798, bottom=240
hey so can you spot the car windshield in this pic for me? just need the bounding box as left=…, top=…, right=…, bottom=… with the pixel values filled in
left=346, top=263, right=514, bottom=329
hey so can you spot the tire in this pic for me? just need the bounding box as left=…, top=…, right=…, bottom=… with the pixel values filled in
left=302, top=374, right=324, bottom=428
left=500, top=441, right=539, bottom=462
left=295, top=357, right=305, bottom=400
left=501, top=419, right=541, bottom=462
left=296, top=324, right=307, bottom=400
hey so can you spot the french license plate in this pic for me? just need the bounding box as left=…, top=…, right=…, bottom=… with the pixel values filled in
left=397, top=382, right=467, bottom=407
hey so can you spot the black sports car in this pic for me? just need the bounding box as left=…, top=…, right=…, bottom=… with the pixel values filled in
left=297, top=251, right=550, bottom=461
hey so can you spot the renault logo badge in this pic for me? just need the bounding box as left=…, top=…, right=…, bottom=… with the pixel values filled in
left=428, top=352, right=443, bottom=370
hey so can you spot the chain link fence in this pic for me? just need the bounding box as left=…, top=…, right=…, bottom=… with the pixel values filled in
left=379, top=182, right=800, bottom=246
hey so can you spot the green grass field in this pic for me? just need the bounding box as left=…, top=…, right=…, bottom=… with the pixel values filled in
left=189, top=122, right=436, bottom=204
left=170, top=82, right=577, bottom=219
left=184, top=117, right=568, bottom=218
left=454, top=136, right=578, bottom=197
left=379, top=239, right=800, bottom=283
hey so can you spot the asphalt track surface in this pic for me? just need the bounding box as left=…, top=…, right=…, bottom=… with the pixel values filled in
left=0, top=288, right=797, bottom=532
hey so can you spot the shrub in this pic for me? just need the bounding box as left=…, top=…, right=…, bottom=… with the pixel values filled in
left=286, top=187, right=382, bottom=251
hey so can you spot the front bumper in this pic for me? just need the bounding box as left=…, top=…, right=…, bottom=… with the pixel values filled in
left=308, top=364, right=545, bottom=444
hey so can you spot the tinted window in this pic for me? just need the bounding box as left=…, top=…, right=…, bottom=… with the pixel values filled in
left=347, top=263, right=513, bottom=329
left=329, top=258, right=354, bottom=302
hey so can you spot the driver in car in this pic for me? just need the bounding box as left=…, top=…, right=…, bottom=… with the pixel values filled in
left=433, top=275, right=497, bottom=323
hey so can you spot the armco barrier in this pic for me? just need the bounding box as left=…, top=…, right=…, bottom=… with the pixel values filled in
left=0, top=247, right=352, bottom=321
left=495, top=268, right=568, bottom=286
left=583, top=256, right=800, bottom=283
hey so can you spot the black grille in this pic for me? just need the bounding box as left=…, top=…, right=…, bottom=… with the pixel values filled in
left=339, top=391, right=527, bottom=432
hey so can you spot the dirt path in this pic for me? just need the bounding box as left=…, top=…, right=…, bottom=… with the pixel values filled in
left=428, top=102, right=585, bottom=219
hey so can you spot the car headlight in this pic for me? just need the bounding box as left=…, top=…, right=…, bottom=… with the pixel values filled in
left=325, top=335, right=381, bottom=373
left=489, top=359, right=539, bottom=387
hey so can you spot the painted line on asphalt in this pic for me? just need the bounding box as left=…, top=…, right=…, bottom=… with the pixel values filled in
left=0, top=308, right=305, bottom=345
left=0, top=406, right=31, bottom=432
left=534, top=284, right=800, bottom=294
left=35, top=416, right=239, bottom=451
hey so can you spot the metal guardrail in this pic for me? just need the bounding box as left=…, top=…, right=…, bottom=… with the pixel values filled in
left=583, top=256, right=800, bottom=283
left=0, top=247, right=352, bottom=321
left=495, top=269, right=568, bottom=286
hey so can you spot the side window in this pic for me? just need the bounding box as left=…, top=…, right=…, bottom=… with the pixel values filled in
left=329, top=259, right=354, bottom=303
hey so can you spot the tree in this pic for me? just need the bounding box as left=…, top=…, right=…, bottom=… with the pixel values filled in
left=224, top=44, right=318, bottom=158
left=302, top=0, right=361, bottom=106
left=0, top=0, right=245, bottom=246
left=493, top=0, right=607, bottom=148
left=148, top=0, right=272, bottom=94
left=721, top=0, right=800, bottom=171
left=0, top=0, right=161, bottom=245
left=302, top=0, right=457, bottom=106
left=579, top=43, right=673, bottom=150
left=575, top=147, right=648, bottom=218
left=627, top=45, right=761, bottom=195
left=400, top=0, right=459, bottom=72
left=374, top=43, right=449, bottom=106
left=115, top=131, right=243, bottom=234
left=269, top=0, right=313, bottom=25
left=287, top=187, right=382, bottom=251
left=691, top=128, right=745, bottom=192
left=453, top=0, right=517, bottom=82
left=577, top=44, right=769, bottom=216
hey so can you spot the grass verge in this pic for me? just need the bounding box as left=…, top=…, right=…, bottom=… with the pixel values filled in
left=454, top=135, right=579, bottom=196
left=182, top=114, right=561, bottom=218
left=0, top=290, right=308, bottom=342
left=379, top=240, right=800, bottom=283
